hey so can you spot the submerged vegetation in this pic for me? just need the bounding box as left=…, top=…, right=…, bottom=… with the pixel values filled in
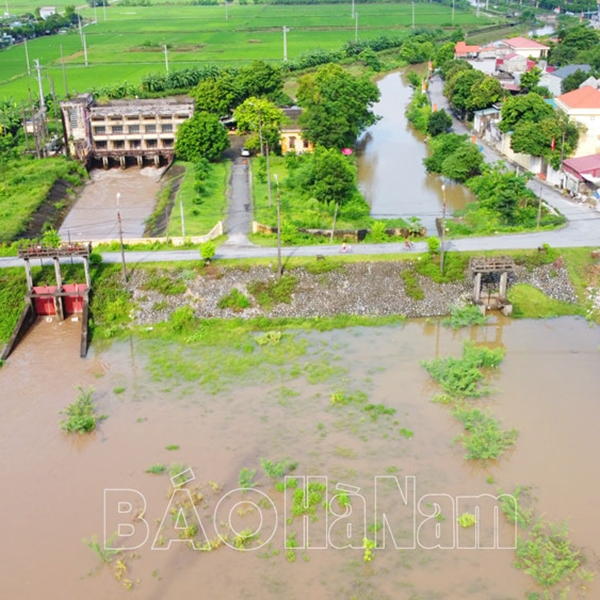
left=60, top=387, right=106, bottom=434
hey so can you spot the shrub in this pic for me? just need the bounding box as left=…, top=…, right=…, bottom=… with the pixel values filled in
left=401, top=269, right=424, bottom=301
left=442, top=305, right=489, bottom=329
left=248, top=275, right=297, bottom=310
left=60, top=387, right=105, bottom=434
left=217, top=288, right=251, bottom=312
left=200, top=240, right=216, bottom=261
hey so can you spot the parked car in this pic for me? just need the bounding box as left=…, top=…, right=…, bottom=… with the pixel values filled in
left=241, top=147, right=250, bottom=157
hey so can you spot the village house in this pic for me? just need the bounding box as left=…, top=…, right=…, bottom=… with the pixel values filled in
left=497, top=36, right=549, bottom=60
left=39, top=6, right=56, bottom=20
left=60, top=94, right=194, bottom=167
left=454, top=41, right=480, bottom=59
left=555, top=86, right=600, bottom=157
left=540, top=64, right=592, bottom=97
left=562, top=154, right=600, bottom=195
left=279, top=107, right=314, bottom=155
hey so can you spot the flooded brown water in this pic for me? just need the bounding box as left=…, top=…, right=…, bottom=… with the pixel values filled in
left=357, top=71, right=475, bottom=234
left=1, top=316, right=599, bottom=599
left=58, top=167, right=165, bottom=242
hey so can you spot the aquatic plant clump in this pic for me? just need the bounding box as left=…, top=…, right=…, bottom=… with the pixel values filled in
left=60, top=387, right=106, bottom=434
left=422, top=342, right=505, bottom=398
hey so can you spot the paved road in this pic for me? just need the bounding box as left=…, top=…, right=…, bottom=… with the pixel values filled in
left=222, top=156, right=254, bottom=248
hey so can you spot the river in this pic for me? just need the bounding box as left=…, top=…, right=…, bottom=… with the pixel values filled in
left=357, top=70, right=475, bottom=234
left=0, top=315, right=599, bottom=598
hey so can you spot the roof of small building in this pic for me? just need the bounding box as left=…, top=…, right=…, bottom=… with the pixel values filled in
left=550, top=64, right=591, bottom=80
left=563, top=154, right=600, bottom=174
left=89, top=97, right=194, bottom=117
left=502, top=36, right=550, bottom=50
left=454, top=40, right=480, bottom=54
left=556, top=85, right=600, bottom=110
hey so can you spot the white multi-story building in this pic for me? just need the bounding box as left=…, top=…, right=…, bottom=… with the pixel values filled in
left=60, top=94, right=194, bottom=167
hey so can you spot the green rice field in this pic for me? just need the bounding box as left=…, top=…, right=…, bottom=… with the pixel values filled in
left=0, top=2, right=499, bottom=100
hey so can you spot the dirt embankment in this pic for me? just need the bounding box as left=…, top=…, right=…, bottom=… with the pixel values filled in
left=125, top=260, right=578, bottom=325
left=17, top=178, right=83, bottom=240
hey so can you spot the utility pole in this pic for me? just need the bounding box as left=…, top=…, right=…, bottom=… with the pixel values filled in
left=257, top=109, right=264, bottom=156
left=536, top=187, right=543, bottom=229
left=274, top=174, right=282, bottom=278
left=78, top=14, right=83, bottom=42
left=440, top=184, right=447, bottom=275
left=103, top=0, right=107, bottom=21
left=355, top=12, right=358, bottom=43
left=164, top=44, right=169, bottom=74
left=24, top=37, right=30, bottom=75
left=83, top=32, right=88, bottom=67
left=266, top=141, right=272, bottom=208
left=60, top=45, right=67, bottom=95
left=116, top=193, right=127, bottom=283
left=94, top=2, right=98, bottom=22
left=330, top=203, right=339, bottom=243
left=179, top=191, right=185, bottom=238
left=351, top=0, right=354, bottom=18
left=225, top=0, right=228, bottom=20
left=34, top=59, right=45, bottom=110
left=283, top=26, right=289, bottom=62
left=452, top=0, right=455, bottom=22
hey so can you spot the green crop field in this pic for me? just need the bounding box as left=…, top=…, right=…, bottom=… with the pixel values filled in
left=0, top=2, right=500, bottom=101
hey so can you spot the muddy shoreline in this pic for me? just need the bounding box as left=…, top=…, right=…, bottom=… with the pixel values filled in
left=127, top=260, right=578, bottom=325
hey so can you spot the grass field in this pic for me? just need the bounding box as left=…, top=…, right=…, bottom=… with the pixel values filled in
left=0, top=2, right=500, bottom=100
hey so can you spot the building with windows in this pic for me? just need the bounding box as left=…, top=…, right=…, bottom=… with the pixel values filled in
left=60, top=94, right=194, bottom=167
left=279, top=107, right=314, bottom=155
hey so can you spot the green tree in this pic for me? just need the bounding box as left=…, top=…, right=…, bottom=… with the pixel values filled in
left=466, top=75, right=503, bottom=112
left=304, top=146, right=356, bottom=206
left=468, top=164, right=536, bottom=224
left=441, top=143, right=484, bottom=182
left=424, top=133, right=468, bottom=174
left=433, top=41, right=455, bottom=70
left=561, top=68, right=590, bottom=94
left=510, top=117, right=559, bottom=157
left=236, top=61, right=283, bottom=102
left=445, top=69, right=485, bottom=117
left=297, top=63, right=380, bottom=149
left=439, top=58, right=472, bottom=81
left=520, top=67, right=542, bottom=92
left=359, top=48, right=381, bottom=72
left=499, top=93, right=554, bottom=133
left=427, top=109, right=452, bottom=137
left=191, top=75, right=238, bottom=116
left=233, top=97, right=283, bottom=152
left=175, top=111, right=230, bottom=162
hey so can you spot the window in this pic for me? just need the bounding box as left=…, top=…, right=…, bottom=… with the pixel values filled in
left=113, top=140, right=124, bottom=149
left=95, top=140, right=107, bottom=149
left=163, top=139, right=174, bottom=148
left=145, top=124, right=156, bottom=133
left=129, top=140, right=141, bottom=149
left=161, top=124, right=173, bottom=133
left=68, top=108, right=80, bottom=129
left=112, top=125, right=124, bottom=134
left=289, top=136, right=296, bottom=149
left=129, top=124, right=140, bottom=134
left=146, top=139, right=157, bottom=148
left=303, top=139, right=309, bottom=149
left=94, top=126, right=106, bottom=135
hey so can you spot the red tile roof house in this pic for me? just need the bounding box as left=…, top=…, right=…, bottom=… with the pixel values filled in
left=454, top=41, right=480, bottom=59
left=562, top=154, right=600, bottom=195
left=555, top=86, right=600, bottom=157
left=497, top=36, right=550, bottom=59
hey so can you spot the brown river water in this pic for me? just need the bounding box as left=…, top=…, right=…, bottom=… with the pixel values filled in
left=1, top=315, right=599, bottom=599
left=357, top=70, right=475, bottom=234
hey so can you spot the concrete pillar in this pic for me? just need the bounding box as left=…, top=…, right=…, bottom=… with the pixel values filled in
left=102, top=156, right=109, bottom=169
left=24, top=258, right=33, bottom=292
left=53, top=257, right=63, bottom=290
left=82, top=257, right=91, bottom=288
left=473, top=272, right=482, bottom=303
left=154, top=155, right=160, bottom=168
left=120, top=156, right=126, bottom=169
left=54, top=294, right=64, bottom=321
left=137, top=155, right=143, bottom=168
left=499, top=271, right=508, bottom=301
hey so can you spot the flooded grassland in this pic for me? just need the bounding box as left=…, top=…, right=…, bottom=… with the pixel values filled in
left=1, top=314, right=599, bottom=599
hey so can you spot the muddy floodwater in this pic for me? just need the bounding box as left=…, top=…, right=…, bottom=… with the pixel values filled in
left=59, top=167, right=165, bottom=242
left=1, top=316, right=599, bottom=599
left=357, top=71, right=475, bottom=234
